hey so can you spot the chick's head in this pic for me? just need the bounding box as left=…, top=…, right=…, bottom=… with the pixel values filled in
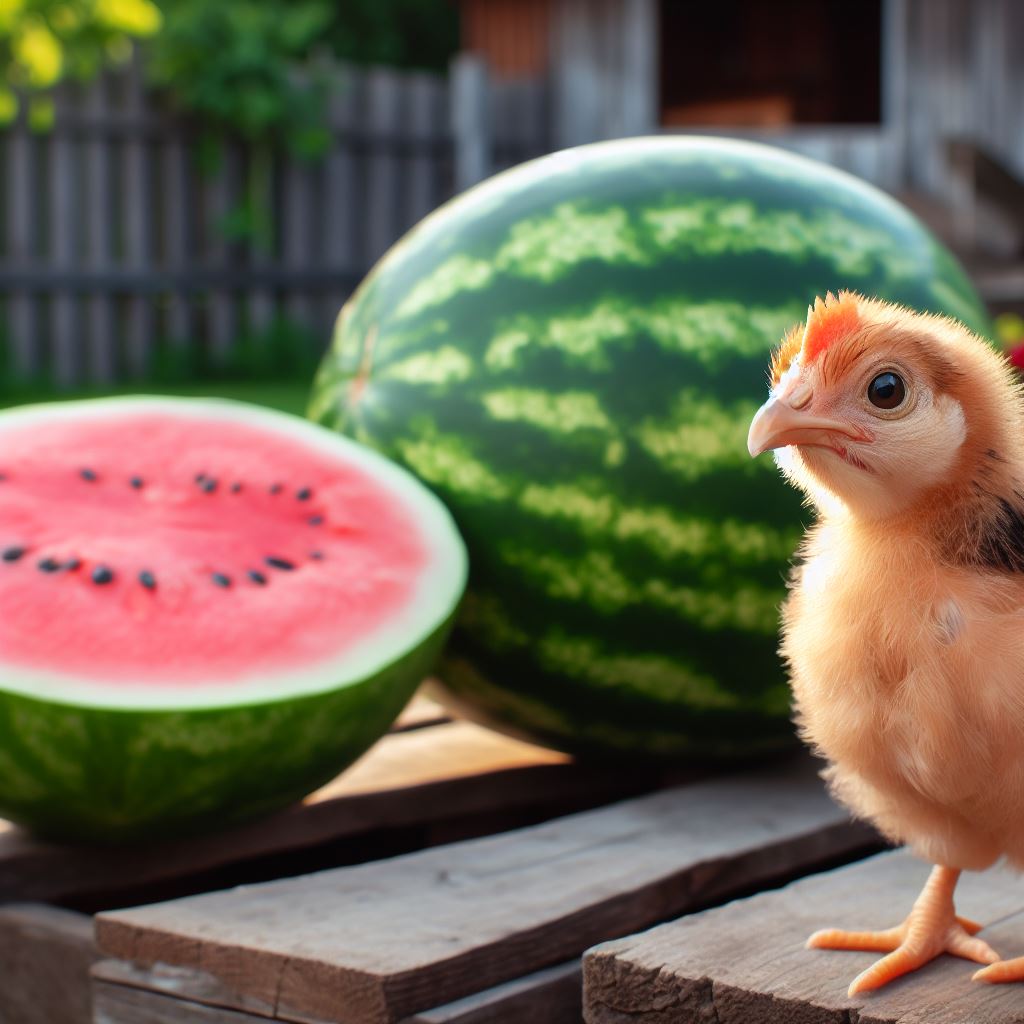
left=748, top=291, right=1019, bottom=521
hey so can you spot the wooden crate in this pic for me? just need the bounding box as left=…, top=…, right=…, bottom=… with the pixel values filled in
left=0, top=688, right=884, bottom=1024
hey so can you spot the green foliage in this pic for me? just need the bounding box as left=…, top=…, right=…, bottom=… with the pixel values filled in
left=144, top=0, right=333, bottom=157
left=0, top=0, right=161, bottom=125
left=325, top=0, right=458, bottom=73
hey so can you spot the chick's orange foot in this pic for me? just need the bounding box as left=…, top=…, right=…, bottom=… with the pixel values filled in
left=973, top=957, right=1024, bottom=983
left=806, top=866, right=999, bottom=996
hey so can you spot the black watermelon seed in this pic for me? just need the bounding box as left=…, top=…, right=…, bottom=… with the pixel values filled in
left=248, top=570, right=267, bottom=585
left=80, top=468, right=97, bottom=482
left=230, top=482, right=242, bottom=493
left=2, top=546, right=25, bottom=562
left=211, top=572, right=232, bottom=588
left=92, top=565, right=114, bottom=585
left=37, top=557, right=61, bottom=573
left=269, top=483, right=283, bottom=495
left=309, top=551, right=325, bottom=561
left=138, top=570, right=156, bottom=590
left=130, top=476, right=144, bottom=489
left=296, top=487, right=312, bottom=501
left=200, top=478, right=218, bottom=494
left=64, top=558, right=81, bottom=571
left=308, top=515, right=324, bottom=526
left=194, top=472, right=206, bottom=483
left=265, top=556, right=295, bottom=571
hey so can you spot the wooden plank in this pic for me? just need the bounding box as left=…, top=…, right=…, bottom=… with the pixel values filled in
left=405, top=71, right=446, bottom=229
left=94, top=755, right=878, bottom=1024
left=0, top=903, right=98, bottom=1024
left=0, top=718, right=646, bottom=906
left=583, top=848, right=1024, bottom=1024
left=401, top=960, right=582, bottom=1024
left=391, top=691, right=449, bottom=732
left=94, top=965, right=260, bottom=1024
left=93, top=958, right=582, bottom=1024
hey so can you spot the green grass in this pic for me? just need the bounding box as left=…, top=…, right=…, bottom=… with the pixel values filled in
left=0, top=380, right=312, bottom=417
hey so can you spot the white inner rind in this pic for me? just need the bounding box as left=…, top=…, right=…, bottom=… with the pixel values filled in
left=0, top=396, right=468, bottom=711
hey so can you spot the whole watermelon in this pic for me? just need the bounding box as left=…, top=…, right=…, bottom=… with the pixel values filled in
left=310, top=136, right=991, bottom=759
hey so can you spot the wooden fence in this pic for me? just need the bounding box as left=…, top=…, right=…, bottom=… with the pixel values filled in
left=0, top=54, right=549, bottom=389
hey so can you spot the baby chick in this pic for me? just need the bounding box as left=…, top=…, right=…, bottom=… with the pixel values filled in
left=748, top=291, right=1024, bottom=995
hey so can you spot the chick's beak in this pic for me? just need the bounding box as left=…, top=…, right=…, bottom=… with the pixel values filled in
left=747, top=395, right=864, bottom=458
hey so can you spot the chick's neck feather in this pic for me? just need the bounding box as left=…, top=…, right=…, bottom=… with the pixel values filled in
left=889, top=342, right=1024, bottom=575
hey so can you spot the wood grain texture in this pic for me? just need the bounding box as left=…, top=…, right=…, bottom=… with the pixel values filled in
left=0, top=903, right=98, bottom=1024
left=0, top=714, right=642, bottom=906
left=400, top=960, right=582, bottom=1024
left=95, top=755, right=876, bottom=1024
left=92, top=958, right=581, bottom=1024
left=584, top=848, right=1024, bottom=1024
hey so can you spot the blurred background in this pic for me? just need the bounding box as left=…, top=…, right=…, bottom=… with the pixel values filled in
left=0, top=0, right=1021, bottom=412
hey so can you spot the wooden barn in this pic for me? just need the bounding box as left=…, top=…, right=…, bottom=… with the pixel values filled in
left=457, top=0, right=1024, bottom=282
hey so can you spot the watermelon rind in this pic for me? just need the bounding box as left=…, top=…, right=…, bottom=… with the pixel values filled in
left=310, top=135, right=992, bottom=760
left=0, top=397, right=467, bottom=841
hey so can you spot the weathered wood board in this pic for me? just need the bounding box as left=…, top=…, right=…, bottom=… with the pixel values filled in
left=0, top=903, right=99, bottom=1024
left=92, top=958, right=583, bottom=1024
left=95, top=755, right=878, bottom=1024
left=584, top=848, right=1024, bottom=1024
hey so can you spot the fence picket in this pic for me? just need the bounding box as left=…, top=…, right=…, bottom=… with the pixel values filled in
left=322, top=64, right=360, bottom=337
left=366, top=66, right=403, bottom=262
left=123, top=52, right=155, bottom=378
left=85, top=76, right=117, bottom=384
left=206, top=145, right=240, bottom=363
left=161, top=130, right=192, bottom=351
left=6, top=115, right=36, bottom=380
left=49, top=84, right=79, bottom=388
left=0, top=56, right=550, bottom=388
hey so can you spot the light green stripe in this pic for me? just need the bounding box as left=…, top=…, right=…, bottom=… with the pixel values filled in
left=396, top=255, right=495, bottom=320
left=395, top=421, right=509, bottom=500
left=518, top=482, right=799, bottom=565
left=537, top=631, right=740, bottom=709
left=392, top=198, right=921, bottom=321
left=382, top=346, right=474, bottom=385
left=500, top=546, right=780, bottom=634
left=635, top=392, right=769, bottom=481
left=482, top=298, right=801, bottom=374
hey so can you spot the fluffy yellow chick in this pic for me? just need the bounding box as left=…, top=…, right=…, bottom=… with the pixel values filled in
left=748, top=291, right=1024, bottom=995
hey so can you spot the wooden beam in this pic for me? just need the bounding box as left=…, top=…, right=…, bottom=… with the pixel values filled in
left=95, top=755, right=878, bottom=1024
left=584, top=848, right=1024, bottom=1024
left=0, top=903, right=98, bottom=1024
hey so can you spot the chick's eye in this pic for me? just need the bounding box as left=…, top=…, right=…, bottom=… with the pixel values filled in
left=868, top=371, right=906, bottom=410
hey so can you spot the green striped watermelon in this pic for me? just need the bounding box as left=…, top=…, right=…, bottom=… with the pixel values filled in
left=310, top=136, right=991, bottom=759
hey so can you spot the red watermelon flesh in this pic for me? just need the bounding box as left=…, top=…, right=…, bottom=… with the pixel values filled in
left=0, top=397, right=466, bottom=840
left=0, top=410, right=429, bottom=685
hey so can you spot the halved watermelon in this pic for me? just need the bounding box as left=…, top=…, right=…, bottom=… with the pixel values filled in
left=0, top=396, right=466, bottom=841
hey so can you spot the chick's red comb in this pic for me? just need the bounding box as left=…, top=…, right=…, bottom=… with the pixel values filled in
left=801, top=292, right=861, bottom=362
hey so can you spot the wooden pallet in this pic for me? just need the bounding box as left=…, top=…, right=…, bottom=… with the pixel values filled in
left=0, top=688, right=885, bottom=1024
left=583, top=849, right=1024, bottom=1023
